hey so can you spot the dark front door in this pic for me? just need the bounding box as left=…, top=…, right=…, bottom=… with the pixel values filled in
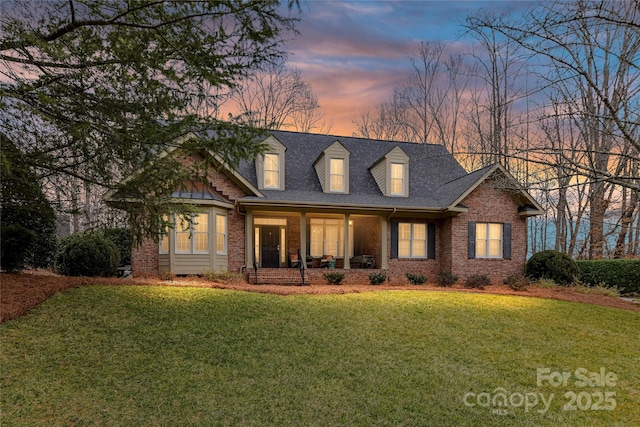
left=260, top=226, right=280, bottom=267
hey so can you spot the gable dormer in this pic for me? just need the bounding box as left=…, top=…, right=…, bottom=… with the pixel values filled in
left=369, top=146, right=409, bottom=197
left=256, top=135, right=286, bottom=190
left=313, top=140, right=350, bottom=194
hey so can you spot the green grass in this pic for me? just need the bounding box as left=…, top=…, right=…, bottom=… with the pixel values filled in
left=2, top=286, right=639, bottom=426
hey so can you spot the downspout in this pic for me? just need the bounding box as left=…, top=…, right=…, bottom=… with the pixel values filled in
left=386, top=207, right=397, bottom=221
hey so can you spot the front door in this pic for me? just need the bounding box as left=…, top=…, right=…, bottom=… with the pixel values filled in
left=260, top=225, right=280, bottom=267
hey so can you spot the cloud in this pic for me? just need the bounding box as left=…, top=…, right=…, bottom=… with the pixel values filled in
left=284, top=1, right=542, bottom=136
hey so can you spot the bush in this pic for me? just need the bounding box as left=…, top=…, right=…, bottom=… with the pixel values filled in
left=464, top=274, right=490, bottom=289
left=369, top=272, right=387, bottom=285
left=102, top=228, right=132, bottom=266
left=0, top=225, right=36, bottom=273
left=576, top=259, right=640, bottom=296
left=525, top=250, right=579, bottom=286
left=436, top=271, right=458, bottom=287
left=534, top=278, right=557, bottom=289
left=323, top=271, right=346, bottom=285
left=504, top=275, right=531, bottom=291
left=202, top=270, right=244, bottom=283
left=405, top=273, right=427, bottom=285
left=56, top=233, right=120, bottom=277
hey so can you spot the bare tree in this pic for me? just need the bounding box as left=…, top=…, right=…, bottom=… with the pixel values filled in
left=468, top=0, right=640, bottom=258
left=352, top=42, right=468, bottom=149
left=463, top=13, right=532, bottom=181
left=230, top=60, right=331, bottom=133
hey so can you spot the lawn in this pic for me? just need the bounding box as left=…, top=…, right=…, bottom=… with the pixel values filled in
left=1, top=286, right=638, bottom=426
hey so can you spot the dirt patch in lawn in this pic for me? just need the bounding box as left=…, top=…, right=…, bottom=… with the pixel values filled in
left=1, top=270, right=638, bottom=323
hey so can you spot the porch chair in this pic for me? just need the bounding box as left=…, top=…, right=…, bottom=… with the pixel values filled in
left=288, top=252, right=300, bottom=268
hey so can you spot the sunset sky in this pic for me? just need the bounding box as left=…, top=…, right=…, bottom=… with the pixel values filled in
left=281, top=0, right=537, bottom=136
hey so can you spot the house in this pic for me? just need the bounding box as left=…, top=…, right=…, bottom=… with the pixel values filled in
left=127, top=130, right=543, bottom=284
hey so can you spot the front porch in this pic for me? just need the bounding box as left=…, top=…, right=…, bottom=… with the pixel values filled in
left=244, top=267, right=388, bottom=286
left=245, top=211, right=387, bottom=271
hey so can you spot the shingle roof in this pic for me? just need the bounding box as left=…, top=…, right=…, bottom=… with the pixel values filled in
left=234, top=130, right=471, bottom=210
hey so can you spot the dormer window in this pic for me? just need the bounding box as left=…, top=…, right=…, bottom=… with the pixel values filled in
left=314, top=140, right=350, bottom=194
left=256, top=135, right=286, bottom=190
left=390, top=163, right=404, bottom=195
left=264, top=153, right=280, bottom=188
left=329, top=158, right=345, bottom=192
left=369, top=147, right=409, bottom=197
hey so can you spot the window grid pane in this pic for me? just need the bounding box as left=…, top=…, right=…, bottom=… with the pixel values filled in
left=193, top=214, right=209, bottom=253
left=391, top=163, right=404, bottom=195
left=159, top=214, right=169, bottom=254
left=330, top=175, right=344, bottom=192
left=216, top=215, right=227, bottom=255
left=398, top=241, right=411, bottom=257
left=475, top=223, right=502, bottom=258
left=176, top=232, right=191, bottom=253
left=329, top=159, right=344, bottom=192
left=398, top=223, right=427, bottom=258
left=309, top=219, right=347, bottom=257
left=264, top=154, right=279, bottom=188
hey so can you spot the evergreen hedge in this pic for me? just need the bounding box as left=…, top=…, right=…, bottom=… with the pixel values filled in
left=577, top=259, right=640, bottom=296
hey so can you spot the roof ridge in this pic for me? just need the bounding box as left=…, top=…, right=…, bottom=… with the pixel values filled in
left=440, top=164, right=495, bottom=186
left=268, top=129, right=445, bottom=147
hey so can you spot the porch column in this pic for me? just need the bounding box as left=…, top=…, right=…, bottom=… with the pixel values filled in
left=245, top=210, right=253, bottom=268
left=343, top=213, right=350, bottom=269
left=381, top=216, right=388, bottom=269
left=300, top=212, right=307, bottom=261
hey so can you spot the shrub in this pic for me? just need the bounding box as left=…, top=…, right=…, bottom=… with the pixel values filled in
left=464, top=274, right=490, bottom=289
left=534, top=278, right=557, bottom=289
left=525, top=250, right=579, bottom=286
left=56, top=233, right=120, bottom=277
left=576, top=259, right=640, bottom=296
left=405, top=273, right=427, bottom=285
left=102, top=228, right=132, bottom=266
left=369, top=272, right=387, bottom=285
left=0, top=225, right=36, bottom=273
left=504, top=275, right=531, bottom=291
left=436, top=271, right=458, bottom=287
left=323, top=271, right=345, bottom=285
left=202, top=270, right=243, bottom=283
left=159, top=271, right=176, bottom=281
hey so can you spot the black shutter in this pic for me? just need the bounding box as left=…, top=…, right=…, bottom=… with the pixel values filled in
left=427, top=223, right=436, bottom=259
left=503, top=223, right=512, bottom=260
left=390, top=221, right=398, bottom=259
left=468, top=221, right=476, bottom=259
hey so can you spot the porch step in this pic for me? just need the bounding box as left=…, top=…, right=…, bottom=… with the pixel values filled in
left=245, top=268, right=308, bottom=286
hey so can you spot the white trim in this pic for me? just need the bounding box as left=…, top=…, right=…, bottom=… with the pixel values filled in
left=475, top=222, right=503, bottom=259
left=397, top=222, right=427, bottom=258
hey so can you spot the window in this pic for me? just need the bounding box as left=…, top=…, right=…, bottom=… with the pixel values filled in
left=390, top=163, right=404, bottom=195
left=216, top=215, right=227, bottom=255
left=476, top=223, right=502, bottom=258
left=264, top=153, right=280, bottom=188
left=309, top=218, right=354, bottom=258
left=329, top=158, right=345, bottom=192
left=398, top=223, right=426, bottom=258
left=176, top=213, right=209, bottom=254
left=159, top=215, right=169, bottom=254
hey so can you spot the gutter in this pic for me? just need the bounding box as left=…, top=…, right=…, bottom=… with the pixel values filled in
left=237, top=199, right=453, bottom=214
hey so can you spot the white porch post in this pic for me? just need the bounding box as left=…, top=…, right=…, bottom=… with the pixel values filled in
left=343, top=213, right=351, bottom=269
left=381, top=216, right=388, bottom=269
left=300, top=212, right=307, bottom=261
left=245, top=210, right=253, bottom=268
